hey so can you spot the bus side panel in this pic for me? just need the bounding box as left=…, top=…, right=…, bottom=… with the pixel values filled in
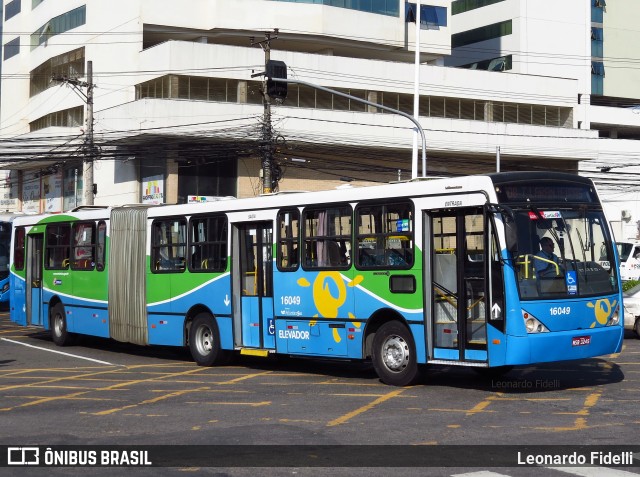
left=147, top=273, right=233, bottom=348
left=147, top=313, right=184, bottom=346
left=9, top=273, right=26, bottom=325
left=69, top=267, right=110, bottom=338
left=408, top=323, right=426, bottom=363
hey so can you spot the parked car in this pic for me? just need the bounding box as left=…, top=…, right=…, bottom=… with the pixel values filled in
left=623, top=288, right=640, bottom=338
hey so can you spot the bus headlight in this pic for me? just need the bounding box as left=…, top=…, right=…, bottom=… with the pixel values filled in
left=522, top=310, right=549, bottom=333
left=1, top=283, right=8, bottom=293
left=607, top=304, right=620, bottom=326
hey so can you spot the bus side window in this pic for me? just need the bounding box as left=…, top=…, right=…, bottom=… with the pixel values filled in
left=189, top=215, right=227, bottom=273
left=45, top=223, right=71, bottom=270
left=302, top=206, right=351, bottom=270
left=13, top=227, right=25, bottom=271
left=71, top=222, right=95, bottom=270
left=151, top=218, right=187, bottom=273
left=356, top=201, right=413, bottom=269
left=277, top=209, right=299, bottom=271
left=96, top=221, right=107, bottom=271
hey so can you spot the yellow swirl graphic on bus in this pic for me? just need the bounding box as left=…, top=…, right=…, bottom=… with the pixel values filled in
left=586, top=298, right=617, bottom=328
left=296, top=272, right=365, bottom=343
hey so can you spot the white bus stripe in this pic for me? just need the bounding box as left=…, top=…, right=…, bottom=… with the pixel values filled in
left=1, top=338, right=115, bottom=366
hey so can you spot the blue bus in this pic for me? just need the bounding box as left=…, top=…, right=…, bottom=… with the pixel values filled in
left=9, top=172, right=623, bottom=385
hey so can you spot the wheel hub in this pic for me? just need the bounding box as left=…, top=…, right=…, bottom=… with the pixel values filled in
left=195, top=325, right=213, bottom=355
left=382, top=335, right=409, bottom=372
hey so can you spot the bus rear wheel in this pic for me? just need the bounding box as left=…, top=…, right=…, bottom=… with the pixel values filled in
left=372, top=321, right=421, bottom=386
left=189, top=313, right=230, bottom=366
left=50, top=303, right=74, bottom=346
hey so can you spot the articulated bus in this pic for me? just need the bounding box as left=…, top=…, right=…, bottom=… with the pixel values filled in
left=9, top=172, right=623, bottom=385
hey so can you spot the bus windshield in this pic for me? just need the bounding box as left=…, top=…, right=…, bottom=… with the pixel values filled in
left=512, top=207, right=617, bottom=299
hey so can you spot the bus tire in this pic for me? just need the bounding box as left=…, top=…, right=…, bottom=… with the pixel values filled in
left=371, top=321, right=421, bottom=386
left=635, top=318, right=640, bottom=339
left=189, top=313, right=229, bottom=366
left=50, top=303, right=74, bottom=346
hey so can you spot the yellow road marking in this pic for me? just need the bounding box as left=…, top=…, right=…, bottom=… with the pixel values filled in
left=528, top=391, right=601, bottom=432
left=187, top=401, right=270, bottom=407
left=93, top=386, right=211, bottom=415
left=326, top=387, right=406, bottom=427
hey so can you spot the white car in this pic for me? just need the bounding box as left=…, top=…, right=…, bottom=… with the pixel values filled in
left=617, top=241, right=640, bottom=281
left=623, top=291, right=640, bottom=338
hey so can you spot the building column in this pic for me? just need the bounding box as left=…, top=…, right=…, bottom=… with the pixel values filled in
left=166, top=156, right=178, bottom=204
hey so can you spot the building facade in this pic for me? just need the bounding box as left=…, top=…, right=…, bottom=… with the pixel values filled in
left=0, top=0, right=638, bottom=219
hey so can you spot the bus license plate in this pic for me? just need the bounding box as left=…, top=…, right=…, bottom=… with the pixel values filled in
left=572, top=335, right=591, bottom=346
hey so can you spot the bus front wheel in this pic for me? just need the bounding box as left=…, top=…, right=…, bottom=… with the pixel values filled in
left=50, top=303, right=74, bottom=346
left=189, top=313, right=229, bottom=366
left=372, top=321, right=421, bottom=386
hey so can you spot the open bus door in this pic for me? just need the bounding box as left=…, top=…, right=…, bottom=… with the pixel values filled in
left=232, top=222, right=275, bottom=351
left=26, top=234, right=44, bottom=326
left=427, top=207, right=505, bottom=365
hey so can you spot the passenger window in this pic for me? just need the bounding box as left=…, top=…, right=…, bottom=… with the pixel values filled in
left=151, top=218, right=187, bottom=273
left=71, top=222, right=95, bottom=270
left=356, top=201, right=414, bottom=269
left=189, top=215, right=228, bottom=272
left=302, top=205, right=351, bottom=270
left=45, top=223, right=71, bottom=270
left=277, top=209, right=300, bottom=271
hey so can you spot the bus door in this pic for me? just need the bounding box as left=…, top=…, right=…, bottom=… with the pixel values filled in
left=232, top=222, right=275, bottom=349
left=26, top=234, right=44, bottom=326
left=428, top=208, right=490, bottom=363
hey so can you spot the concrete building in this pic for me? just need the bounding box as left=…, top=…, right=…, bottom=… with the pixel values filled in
left=0, top=0, right=637, bottom=218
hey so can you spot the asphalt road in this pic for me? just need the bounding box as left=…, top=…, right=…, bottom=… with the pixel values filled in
left=1, top=310, right=639, bottom=476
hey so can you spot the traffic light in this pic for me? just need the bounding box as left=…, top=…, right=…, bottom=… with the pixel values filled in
left=266, top=60, right=287, bottom=101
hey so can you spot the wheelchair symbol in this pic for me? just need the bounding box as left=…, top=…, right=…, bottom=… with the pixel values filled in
left=268, top=319, right=275, bottom=336
left=566, top=272, right=576, bottom=285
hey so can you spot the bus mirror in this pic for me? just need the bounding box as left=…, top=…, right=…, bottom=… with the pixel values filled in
left=504, top=216, right=518, bottom=253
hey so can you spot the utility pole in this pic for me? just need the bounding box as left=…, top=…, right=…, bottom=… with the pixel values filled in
left=84, top=61, right=94, bottom=205
left=51, top=60, right=95, bottom=205
left=251, top=30, right=279, bottom=194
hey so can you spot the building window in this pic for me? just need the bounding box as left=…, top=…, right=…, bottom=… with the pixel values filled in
left=5, top=0, right=21, bottom=21
left=459, top=55, right=512, bottom=72
left=452, top=0, right=504, bottom=15
left=3, top=37, right=20, bottom=60
left=452, top=20, right=512, bottom=48
left=30, top=47, right=85, bottom=97
left=30, top=5, right=86, bottom=50
left=271, top=0, right=399, bottom=17
left=29, top=106, right=83, bottom=132
left=591, top=61, right=605, bottom=95
left=32, top=0, right=47, bottom=9
left=591, top=27, right=603, bottom=58
left=405, top=3, right=448, bottom=28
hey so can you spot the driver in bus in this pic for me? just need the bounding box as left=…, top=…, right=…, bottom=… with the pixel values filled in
left=534, top=237, right=563, bottom=278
